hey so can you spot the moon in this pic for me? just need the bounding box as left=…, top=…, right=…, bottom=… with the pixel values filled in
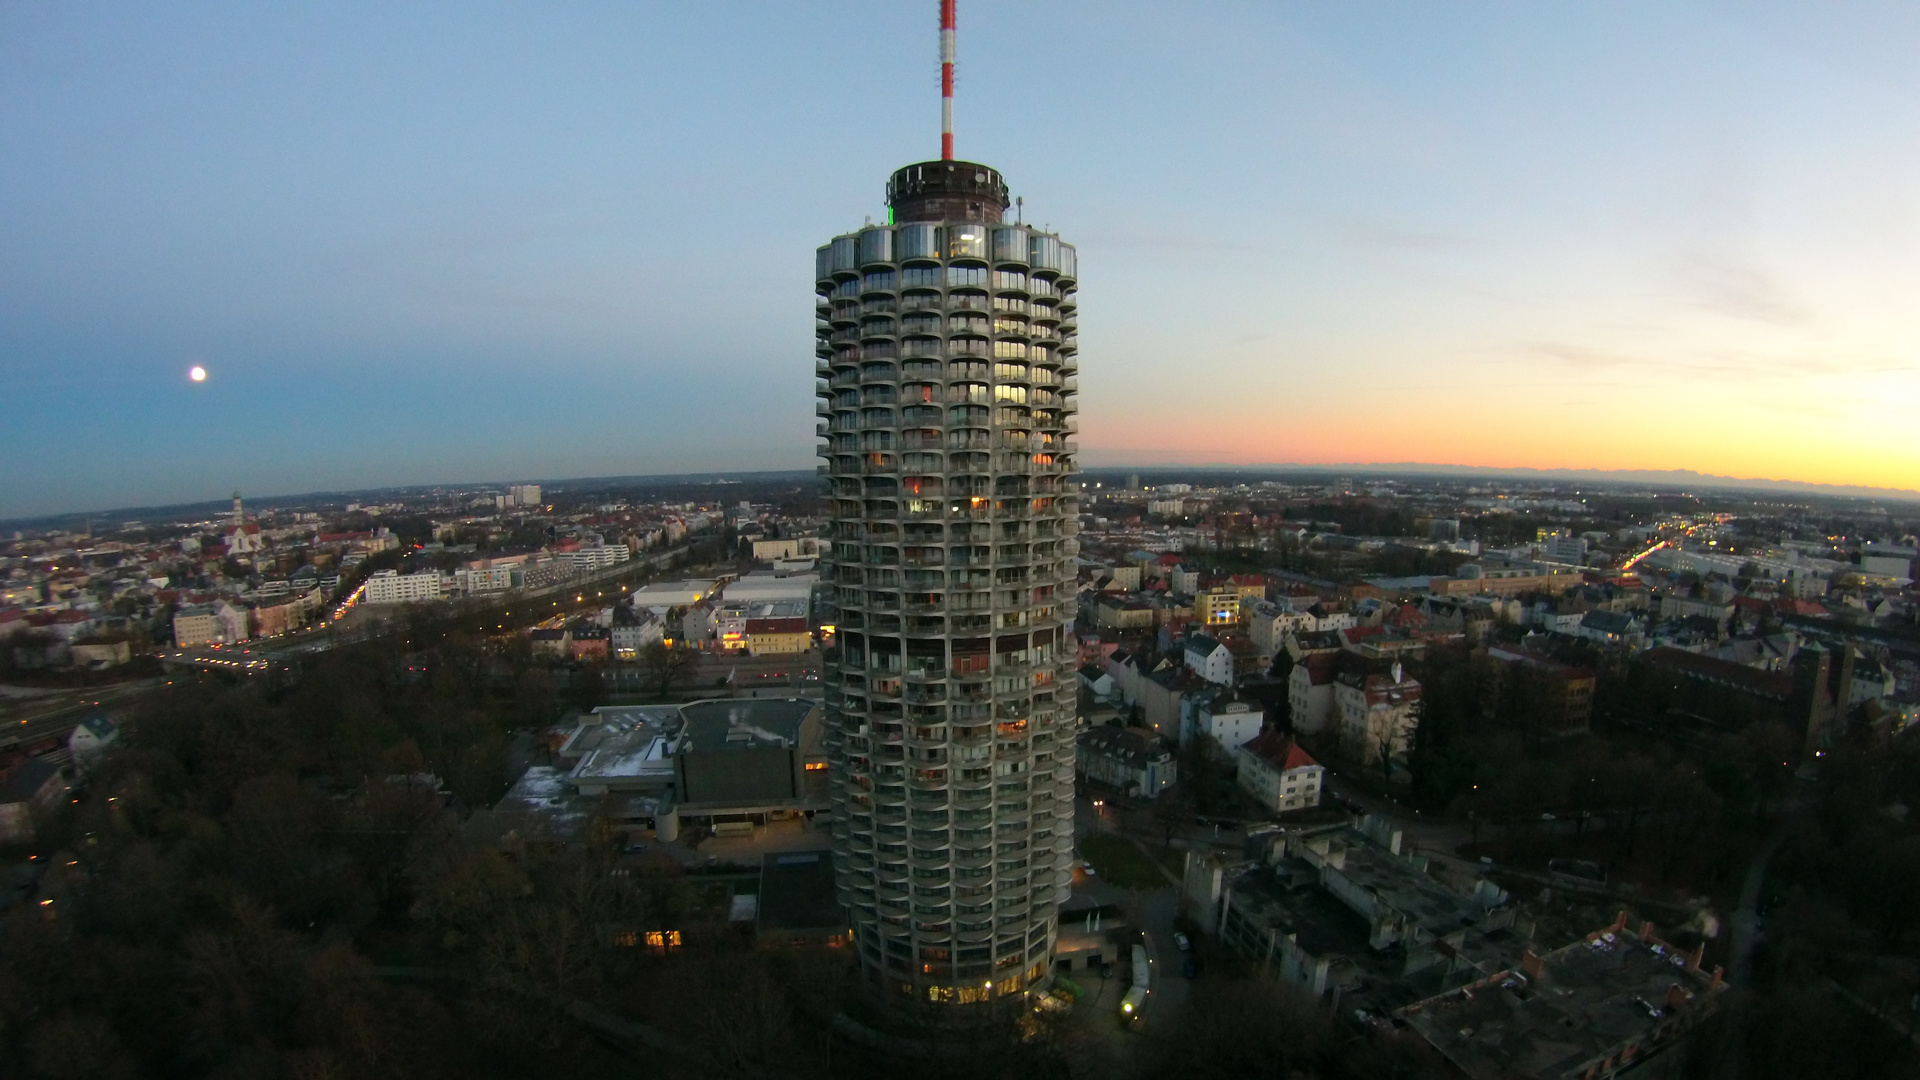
left=189, top=365, right=207, bottom=382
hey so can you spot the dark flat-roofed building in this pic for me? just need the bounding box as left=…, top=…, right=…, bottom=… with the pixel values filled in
left=675, top=698, right=825, bottom=813
left=756, top=849, right=847, bottom=947
left=1399, top=911, right=1727, bottom=1079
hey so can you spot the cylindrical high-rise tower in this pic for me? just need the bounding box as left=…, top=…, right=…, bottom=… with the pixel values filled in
left=815, top=158, right=1080, bottom=1006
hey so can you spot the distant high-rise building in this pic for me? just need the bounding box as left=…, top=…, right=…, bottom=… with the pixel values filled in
left=506, top=484, right=541, bottom=508
left=815, top=0, right=1080, bottom=1008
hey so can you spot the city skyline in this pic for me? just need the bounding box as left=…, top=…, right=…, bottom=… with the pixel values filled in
left=5, top=1, right=1918, bottom=518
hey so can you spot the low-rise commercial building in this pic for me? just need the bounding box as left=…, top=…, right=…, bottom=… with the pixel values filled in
left=1194, top=817, right=1517, bottom=1009
left=746, top=616, right=811, bottom=655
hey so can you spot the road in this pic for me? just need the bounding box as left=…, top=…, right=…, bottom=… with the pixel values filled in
left=0, top=678, right=165, bottom=755
left=1729, top=829, right=1785, bottom=987
left=1061, top=793, right=1192, bottom=1073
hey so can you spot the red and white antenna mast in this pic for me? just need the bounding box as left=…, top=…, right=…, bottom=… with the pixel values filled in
left=940, top=0, right=956, bottom=160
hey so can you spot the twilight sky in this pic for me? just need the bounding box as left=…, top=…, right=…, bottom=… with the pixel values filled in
left=4, top=1, right=1919, bottom=518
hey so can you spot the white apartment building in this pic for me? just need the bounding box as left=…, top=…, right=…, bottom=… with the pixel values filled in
left=1193, top=696, right=1264, bottom=754
left=364, top=569, right=444, bottom=605
left=563, top=545, right=630, bottom=573
left=460, top=566, right=516, bottom=594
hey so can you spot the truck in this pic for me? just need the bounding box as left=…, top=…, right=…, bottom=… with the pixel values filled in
left=1120, top=943, right=1151, bottom=1029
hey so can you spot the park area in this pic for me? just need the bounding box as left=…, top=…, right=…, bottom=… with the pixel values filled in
left=1078, top=832, right=1178, bottom=890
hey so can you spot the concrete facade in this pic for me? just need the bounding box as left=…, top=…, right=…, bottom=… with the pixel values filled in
left=818, top=158, right=1080, bottom=1006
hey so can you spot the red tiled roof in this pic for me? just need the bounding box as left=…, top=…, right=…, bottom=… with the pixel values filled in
left=1298, top=653, right=1342, bottom=685
left=1282, top=741, right=1319, bottom=771
left=1644, top=646, right=1792, bottom=699
left=1241, top=730, right=1318, bottom=773
left=1778, top=599, right=1828, bottom=617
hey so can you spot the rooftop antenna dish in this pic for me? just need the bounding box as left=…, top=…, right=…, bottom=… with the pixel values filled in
left=940, top=0, right=956, bottom=160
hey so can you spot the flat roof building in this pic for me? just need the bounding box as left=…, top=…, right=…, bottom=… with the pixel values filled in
left=1399, top=911, right=1727, bottom=1079
left=757, top=849, right=848, bottom=948
left=676, top=698, right=824, bottom=813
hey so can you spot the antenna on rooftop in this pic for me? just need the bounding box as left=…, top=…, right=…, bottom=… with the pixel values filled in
left=940, top=0, right=956, bottom=160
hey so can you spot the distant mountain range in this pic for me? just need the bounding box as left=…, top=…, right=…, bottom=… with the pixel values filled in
left=1082, top=462, right=1920, bottom=502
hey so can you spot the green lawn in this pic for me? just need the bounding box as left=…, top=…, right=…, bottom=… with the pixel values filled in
left=1079, top=832, right=1176, bottom=889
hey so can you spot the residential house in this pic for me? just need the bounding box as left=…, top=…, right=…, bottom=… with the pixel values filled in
left=1228, top=574, right=1268, bottom=608
left=1288, top=652, right=1341, bottom=735
left=1577, top=609, right=1642, bottom=647
left=1141, top=664, right=1212, bottom=740
left=530, top=627, right=570, bottom=657
left=1334, top=662, right=1422, bottom=769
left=1075, top=726, right=1177, bottom=798
left=1235, top=731, right=1324, bottom=813
left=67, top=711, right=120, bottom=773
left=610, top=607, right=663, bottom=659
left=1078, top=663, right=1120, bottom=705
left=1184, top=633, right=1235, bottom=687
left=569, top=626, right=610, bottom=662
left=1105, top=649, right=1146, bottom=707
left=0, top=758, right=67, bottom=843
left=1248, top=600, right=1316, bottom=666
left=1191, top=694, right=1265, bottom=754
left=1094, top=594, right=1155, bottom=632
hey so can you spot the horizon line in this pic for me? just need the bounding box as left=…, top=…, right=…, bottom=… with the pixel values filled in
left=8, top=459, right=1917, bottom=528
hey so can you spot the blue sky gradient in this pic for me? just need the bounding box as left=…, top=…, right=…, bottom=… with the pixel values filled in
left=4, top=2, right=1918, bottom=516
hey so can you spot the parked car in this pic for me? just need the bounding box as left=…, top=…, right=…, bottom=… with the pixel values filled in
left=1173, top=932, right=1191, bottom=952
